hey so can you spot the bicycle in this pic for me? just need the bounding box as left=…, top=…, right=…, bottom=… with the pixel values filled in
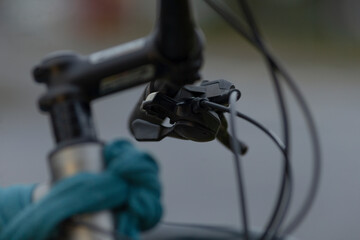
left=0, top=0, right=321, bottom=239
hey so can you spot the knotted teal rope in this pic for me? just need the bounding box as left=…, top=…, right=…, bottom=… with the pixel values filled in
left=0, top=185, right=35, bottom=232
left=0, top=139, right=163, bottom=240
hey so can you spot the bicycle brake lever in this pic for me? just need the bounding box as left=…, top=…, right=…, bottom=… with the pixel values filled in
left=217, top=114, right=248, bottom=155
left=139, top=91, right=221, bottom=142
left=131, top=119, right=186, bottom=141
left=130, top=79, right=245, bottom=147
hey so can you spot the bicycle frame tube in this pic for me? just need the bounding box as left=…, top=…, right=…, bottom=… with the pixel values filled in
left=32, top=1, right=202, bottom=239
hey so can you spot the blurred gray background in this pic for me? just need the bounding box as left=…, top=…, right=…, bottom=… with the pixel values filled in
left=0, top=0, right=359, bottom=239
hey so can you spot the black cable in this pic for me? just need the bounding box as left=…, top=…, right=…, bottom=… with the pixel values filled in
left=274, top=65, right=321, bottom=236
left=204, top=0, right=321, bottom=238
left=203, top=0, right=256, bottom=46
left=232, top=0, right=293, bottom=238
left=163, top=222, right=244, bottom=237
left=260, top=62, right=292, bottom=240
left=202, top=98, right=292, bottom=240
left=237, top=0, right=261, bottom=41
left=229, top=91, right=250, bottom=240
left=202, top=100, right=285, bottom=154
left=162, top=222, right=259, bottom=239
left=203, top=99, right=294, bottom=238
left=235, top=0, right=321, bottom=237
left=204, top=1, right=293, bottom=239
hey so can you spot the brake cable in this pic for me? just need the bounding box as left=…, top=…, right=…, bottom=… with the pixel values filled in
left=204, top=0, right=321, bottom=238
left=229, top=91, right=250, bottom=240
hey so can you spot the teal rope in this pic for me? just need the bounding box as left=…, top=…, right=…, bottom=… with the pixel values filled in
left=0, top=139, right=163, bottom=240
left=0, top=184, right=35, bottom=232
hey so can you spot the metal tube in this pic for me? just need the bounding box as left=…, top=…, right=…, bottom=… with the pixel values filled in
left=49, top=142, right=115, bottom=240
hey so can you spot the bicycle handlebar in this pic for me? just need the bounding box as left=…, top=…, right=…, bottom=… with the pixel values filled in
left=32, top=1, right=203, bottom=239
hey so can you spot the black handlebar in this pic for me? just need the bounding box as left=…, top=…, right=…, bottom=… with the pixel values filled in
left=33, top=0, right=203, bottom=146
